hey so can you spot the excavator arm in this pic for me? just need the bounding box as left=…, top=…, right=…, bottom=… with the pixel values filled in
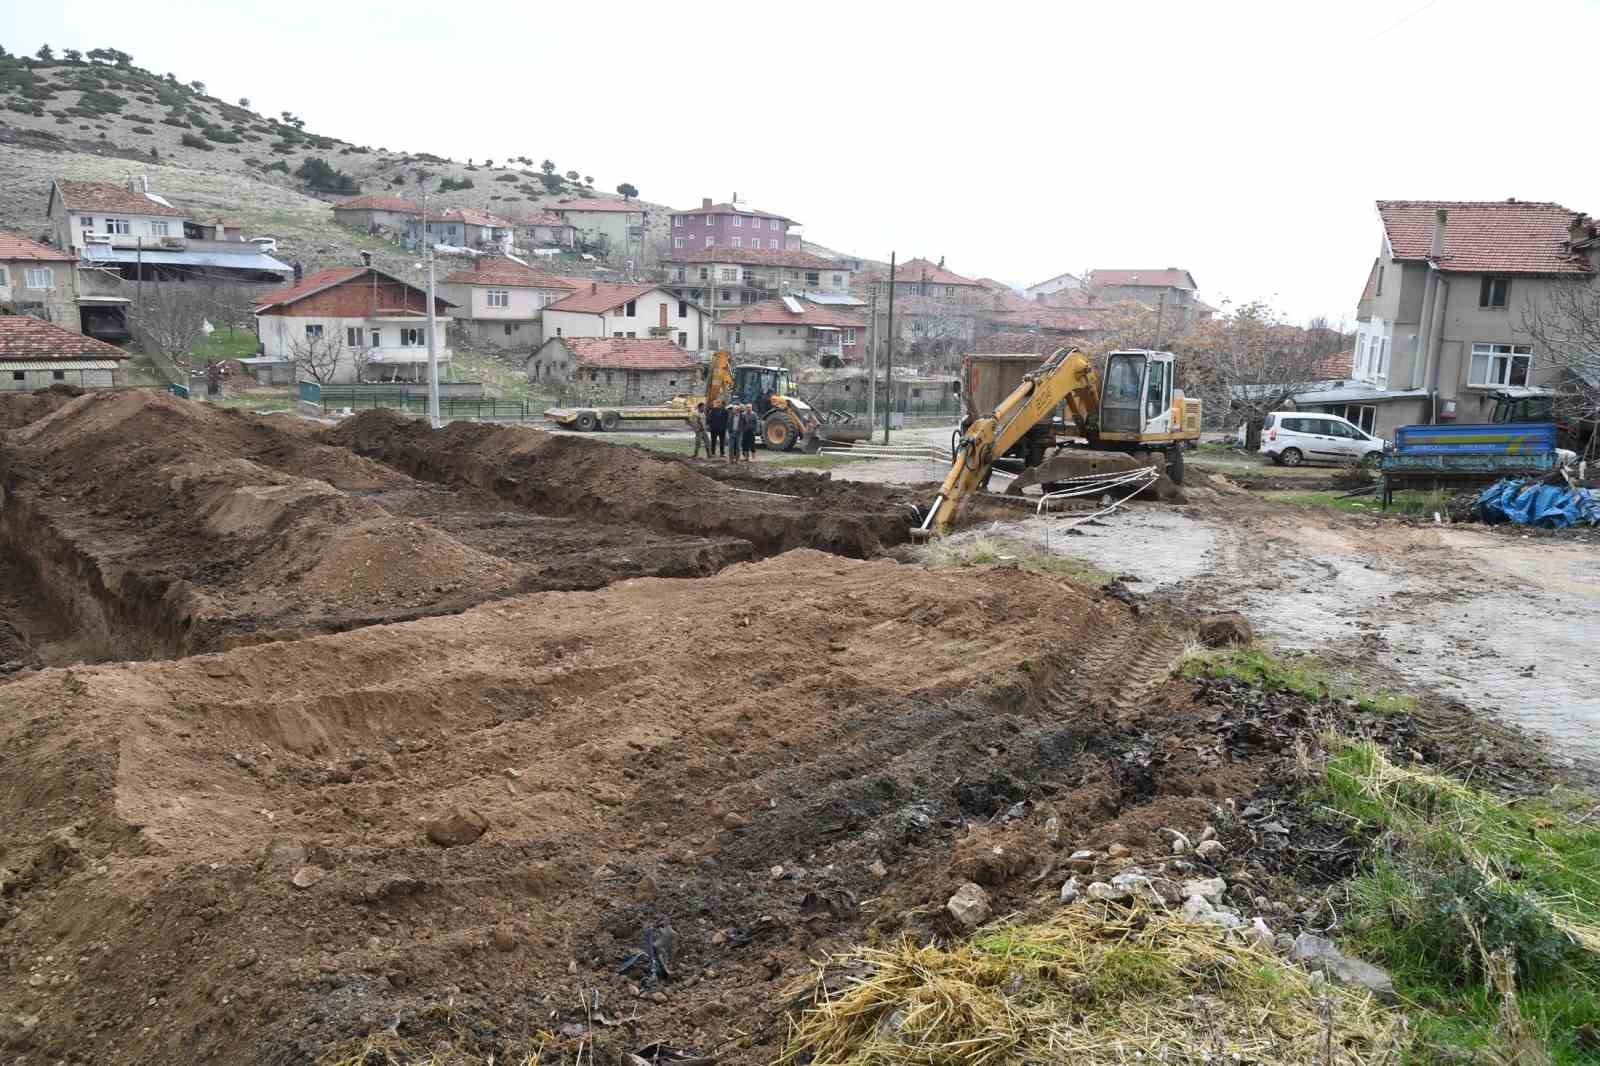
left=914, top=347, right=1100, bottom=539
left=704, top=350, right=733, bottom=409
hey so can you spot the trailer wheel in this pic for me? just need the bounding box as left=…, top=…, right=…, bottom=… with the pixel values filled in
left=1166, top=445, right=1185, bottom=485
left=600, top=411, right=620, bottom=431
left=574, top=411, right=597, bottom=432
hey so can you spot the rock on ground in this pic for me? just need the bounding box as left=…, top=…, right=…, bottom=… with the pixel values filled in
left=1288, top=933, right=1397, bottom=1002
left=424, top=807, right=489, bottom=847
left=946, top=882, right=992, bottom=930
left=1198, top=612, right=1253, bottom=647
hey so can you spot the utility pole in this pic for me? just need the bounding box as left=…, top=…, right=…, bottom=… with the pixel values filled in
left=866, top=287, right=877, bottom=429
left=1153, top=291, right=1166, bottom=350
left=135, top=236, right=143, bottom=313
left=883, top=251, right=896, bottom=444
left=422, top=188, right=441, bottom=428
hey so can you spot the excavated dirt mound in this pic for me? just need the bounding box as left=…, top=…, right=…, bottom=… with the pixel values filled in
left=325, top=411, right=916, bottom=558
left=0, top=551, right=1233, bottom=1064
left=0, top=394, right=752, bottom=660
left=0, top=383, right=85, bottom=430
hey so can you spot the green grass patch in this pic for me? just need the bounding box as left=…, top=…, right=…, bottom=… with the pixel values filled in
left=190, top=329, right=259, bottom=364
left=1311, top=738, right=1600, bottom=1063
left=209, top=389, right=293, bottom=412
left=920, top=532, right=1111, bottom=587
left=1269, top=488, right=1448, bottom=517
left=1179, top=644, right=1417, bottom=714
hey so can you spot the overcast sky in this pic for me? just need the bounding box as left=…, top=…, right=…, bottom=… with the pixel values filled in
left=13, top=0, right=1598, bottom=323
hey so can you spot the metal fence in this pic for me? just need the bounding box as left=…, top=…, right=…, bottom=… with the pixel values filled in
left=300, top=382, right=537, bottom=421
left=810, top=393, right=963, bottom=419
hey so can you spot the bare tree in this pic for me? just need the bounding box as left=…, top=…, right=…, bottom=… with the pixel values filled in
left=127, top=281, right=209, bottom=383
left=273, top=320, right=347, bottom=385
left=349, top=342, right=375, bottom=384
left=1520, top=281, right=1600, bottom=426
left=1180, top=302, right=1333, bottom=448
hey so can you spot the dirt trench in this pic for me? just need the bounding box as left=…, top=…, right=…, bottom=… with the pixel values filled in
left=323, top=410, right=917, bottom=559
left=0, top=392, right=754, bottom=667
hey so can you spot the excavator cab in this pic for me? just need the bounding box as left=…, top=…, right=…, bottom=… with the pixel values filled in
left=733, top=365, right=790, bottom=410
left=1098, top=350, right=1180, bottom=439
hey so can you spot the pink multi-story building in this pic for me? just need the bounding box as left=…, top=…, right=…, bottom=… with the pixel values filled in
left=669, top=198, right=800, bottom=254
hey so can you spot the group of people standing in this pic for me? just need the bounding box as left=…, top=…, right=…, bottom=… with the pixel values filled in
left=691, top=401, right=758, bottom=462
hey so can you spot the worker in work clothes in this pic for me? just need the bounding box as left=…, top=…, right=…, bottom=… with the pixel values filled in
left=688, top=402, right=710, bottom=458
left=725, top=405, right=743, bottom=463
left=707, top=401, right=728, bottom=457
left=740, top=405, right=758, bottom=461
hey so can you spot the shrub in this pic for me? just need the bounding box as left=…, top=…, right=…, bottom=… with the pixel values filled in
left=124, top=112, right=154, bottom=123
left=161, top=116, right=188, bottom=128
left=295, top=155, right=358, bottom=194
left=264, top=159, right=289, bottom=173
left=495, top=173, right=519, bottom=182
left=76, top=88, right=125, bottom=114
left=180, top=131, right=213, bottom=151
left=201, top=124, right=240, bottom=143
left=130, top=125, right=153, bottom=134
left=438, top=176, right=473, bottom=192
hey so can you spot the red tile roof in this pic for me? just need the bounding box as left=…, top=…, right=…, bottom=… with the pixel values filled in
left=975, top=277, right=1014, bottom=292
left=442, top=257, right=582, bottom=288
left=51, top=179, right=188, bottom=218
left=252, top=266, right=454, bottom=313
left=1314, top=349, right=1354, bottom=379
left=1088, top=269, right=1197, bottom=289
left=555, top=337, right=697, bottom=371
left=669, top=201, right=796, bottom=225
left=715, top=299, right=866, bottom=329
left=0, top=232, right=75, bottom=262
left=986, top=305, right=1101, bottom=333
left=551, top=198, right=643, bottom=214
left=886, top=258, right=983, bottom=288
left=1376, top=200, right=1593, bottom=275
left=415, top=206, right=510, bottom=227
left=543, top=282, right=663, bottom=314
left=972, top=331, right=1067, bottom=355
left=522, top=212, right=573, bottom=228
left=334, top=195, right=419, bottom=212
left=663, top=245, right=842, bottom=270
left=0, top=316, right=129, bottom=361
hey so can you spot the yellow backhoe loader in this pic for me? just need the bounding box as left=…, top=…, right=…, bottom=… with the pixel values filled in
left=913, top=347, right=1201, bottom=538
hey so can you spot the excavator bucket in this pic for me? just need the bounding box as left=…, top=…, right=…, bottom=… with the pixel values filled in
left=1004, top=449, right=1181, bottom=501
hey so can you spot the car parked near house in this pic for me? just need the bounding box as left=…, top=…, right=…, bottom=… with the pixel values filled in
left=1259, top=411, right=1385, bottom=467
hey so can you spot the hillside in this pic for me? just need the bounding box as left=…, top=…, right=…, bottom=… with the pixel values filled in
left=0, top=48, right=672, bottom=274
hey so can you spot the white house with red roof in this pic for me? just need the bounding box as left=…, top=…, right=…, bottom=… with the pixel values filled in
left=541, top=281, right=708, bottom=352
left=661, top=246, right=852, bottom=322
left=714, top=298, right=867, bottom=366
left=1316, top=198, right=1600, bottom=438
left=439, top=256, right=580, bottom=350
left=521, top=212, right=578, bottom=250
left=1085, top=268, right=1205, bottom=321
left=0, top=315, right=129, bottom=392
left=332, top=195, right=420, bottom=234
left=46, top=177, right=191, bottom=253
left=529, top=337, right=698, bottom=404
left=0, top=232, right=81, bottom=332
left=252, top=266, right=454, bottom=384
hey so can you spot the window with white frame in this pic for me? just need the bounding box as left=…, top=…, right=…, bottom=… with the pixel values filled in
left=0, top=266, right=8, bottom=287
left=305, top=323, right=324, bottom=339
left=673, top=237, right=684, bottom=249
left=1355, top=335, right=1367, bottom=375
left=843, top=328, right=856, bottom=344
left=370, top=328, right=381, bottom=348
left=720, top=268, right=737, bottom=281
left=705, top=236, right=713, bottom=248
left=1469, top=343, right=1531, bottom=387
left=769, top=219, right=779, bottom=231
left=105, top=218, right=130, bottom=234
left=731, top=237, right=741, bottom=249
left=346, top=326, right=361, bottom=347
left=149, top=221, right=170, bottom=237
left=832, top=274, right=843, bottom=286
left=79, top=217, right=94, bottom=230
left=1479, top=276, right=1510, bottom=309
left=705, top=214, right=714, bottom=226
left=673, top=216, right=683, bottom=227
left=487, top=289, right=510, bottom=307
left=24, top=267, right=53, bottom=289
left=732, top=216, right=741, bottom=227
left=400, top=327, right=423, bottom=346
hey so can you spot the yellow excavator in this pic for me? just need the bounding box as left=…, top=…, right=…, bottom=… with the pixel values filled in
left=913, top=346, right=1201, bottom=539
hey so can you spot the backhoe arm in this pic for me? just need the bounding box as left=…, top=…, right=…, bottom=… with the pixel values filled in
left=704, top=350, right=733, bottom=409
left=914, top=347, right=1100, bottom=538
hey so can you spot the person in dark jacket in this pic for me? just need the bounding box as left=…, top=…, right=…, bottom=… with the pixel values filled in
left=706, top=401, right=728, bottom=457
left=725, top=405, right=744, bottom=463
left=740, top=404, right=758, bottom=460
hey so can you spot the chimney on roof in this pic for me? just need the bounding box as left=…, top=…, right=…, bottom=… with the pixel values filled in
left=360, top=251, right=372, bottom=267
left=1431, top=208, right=1448, bottom=260
left=702, top=198, right=712, bottom=210
left=938, top=255, right=945, bottom=268
left=293, top=262, right=303, bottom=282
left=591, top=281, right=598, bottom=293
left=141, top=174, right=149, bottom=193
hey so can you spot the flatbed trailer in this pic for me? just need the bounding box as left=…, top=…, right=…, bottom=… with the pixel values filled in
left=1379, top=422, right=1557, bottom=507
left=545, top=403, right=690, bottom=431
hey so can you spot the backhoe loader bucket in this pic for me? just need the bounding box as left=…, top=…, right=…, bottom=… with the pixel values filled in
left=1005, top=449, right=1183, bottom=501
left=802, top=409, right=872, bottom=452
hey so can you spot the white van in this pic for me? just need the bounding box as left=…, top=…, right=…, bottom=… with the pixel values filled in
left=1260, top=411, right=1385, bottom=467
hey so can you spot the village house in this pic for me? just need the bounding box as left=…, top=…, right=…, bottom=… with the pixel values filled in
left=529, top=337, right=698, bottom=403
left=0, top=314, right=128, bottom=391
left=714, top=298, right=866, bottom=365
left=669, top=198, right=801, bottom=253
left=661, top=246, right=852, bottom=319
left=185, top=217, right=247, bottom=242
left=980, top=286, right=1102, bottom=347
left=858, top=258, right=989, bottom=306
left=1315, top=199, right=1600, bottom=438
left=47, top=178, right=290, bottom=286
left=1024, top=270, right=1083, bottom=300
left=0, top=233, right=81, bottom=332
left=405, top=207, right=514, bottom=253
left=546, top=199, right=646, bottom=259
left=1085, top=268, right=1212, bottom=321
left=541, top=281, right=708, bottom=351
left=522, top=211, right=578, bottom=249
left=332, top=195, right=419, bottom=234
left=438, top=256, right=578, bottom=350
left=252, top=265, right=454, bottom=384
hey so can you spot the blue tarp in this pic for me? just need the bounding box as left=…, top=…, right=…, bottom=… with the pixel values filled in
left=1474, top=478, right=1600, bottom=528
